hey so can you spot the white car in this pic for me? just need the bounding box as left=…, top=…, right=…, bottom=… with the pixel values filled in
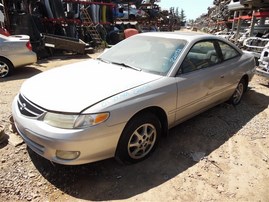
left=12, top=32, right=255, bottom=165
left=214, top=31, right=233, bottom=39
left=228, top=0, right=248, bottom=10
left=256, top=45, right=269, bottom=78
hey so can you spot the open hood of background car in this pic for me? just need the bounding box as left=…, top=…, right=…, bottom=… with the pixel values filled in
left=20, top=59, right=161, bottom=113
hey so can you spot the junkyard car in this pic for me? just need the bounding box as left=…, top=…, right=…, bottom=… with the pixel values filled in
left=256, top=45, right=269, bottom=79
left=117, top=4, right=146, bottom=20
left=12, top=32, right=255, bottom=165
left=0, top=34, right=37, bottom=78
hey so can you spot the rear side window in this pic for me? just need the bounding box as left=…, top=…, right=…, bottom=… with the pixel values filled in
left=219, top=41, right=240, bottom=61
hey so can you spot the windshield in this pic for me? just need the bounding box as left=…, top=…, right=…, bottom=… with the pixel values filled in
left=98, top=35, right=187, bottom=75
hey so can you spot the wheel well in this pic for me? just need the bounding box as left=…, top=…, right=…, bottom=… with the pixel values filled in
left=0, top=56, right=14, bottom=67
left=131, top=107, right=169, bottom=136
left=241, top=74, right=249, bottom=92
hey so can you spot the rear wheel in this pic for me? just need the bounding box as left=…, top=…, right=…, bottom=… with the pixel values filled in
left=0, top=58, right=14, bottom=78
left=229, top=78, right=247, bottom=105
left=115, top=112, right=161, bottom=164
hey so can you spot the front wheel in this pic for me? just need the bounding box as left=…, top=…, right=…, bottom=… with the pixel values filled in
left=115, top=112, right=161, bottom=164
left=229, top=78, right=247, bottom=105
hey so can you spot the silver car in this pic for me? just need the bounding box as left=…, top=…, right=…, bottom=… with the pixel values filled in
left=0, top=34, right=37, bottom=78
left=12, top=32, right=255, bottom=165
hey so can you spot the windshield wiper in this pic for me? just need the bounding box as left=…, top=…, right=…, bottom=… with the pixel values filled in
left=111, top=61, right=142, bottom=71
left=97, top=58, right=142, bottom=71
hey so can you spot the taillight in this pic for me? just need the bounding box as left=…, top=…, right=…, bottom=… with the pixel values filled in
left=26, top=41, right=32, bottom=51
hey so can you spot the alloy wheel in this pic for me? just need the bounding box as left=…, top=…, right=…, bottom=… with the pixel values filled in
left=127, top=123, right=157, bottom=160
left=0, top=61, right=9, bottom=78
left=233, top=82, right=244, bottom=104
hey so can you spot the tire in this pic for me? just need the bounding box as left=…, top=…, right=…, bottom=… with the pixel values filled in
left=229, top=78, right=247, bottom=105
left=115, top=112, right=161, bottom=164
left=0, top=58, right=14, bottom=78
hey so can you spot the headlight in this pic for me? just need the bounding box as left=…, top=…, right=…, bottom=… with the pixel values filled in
left=43, top=112, right=109, bottom=129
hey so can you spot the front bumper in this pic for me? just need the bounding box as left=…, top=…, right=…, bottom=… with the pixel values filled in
left=12, top=95, right=124, bottom=165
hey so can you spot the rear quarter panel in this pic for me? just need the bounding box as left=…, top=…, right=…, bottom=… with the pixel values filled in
left=0, top=40, right=37, bottom=67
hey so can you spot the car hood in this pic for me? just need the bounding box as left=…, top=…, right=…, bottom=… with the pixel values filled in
left=21, top=59, right=161, bottom=113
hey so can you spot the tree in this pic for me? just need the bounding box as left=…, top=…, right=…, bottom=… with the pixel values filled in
left=175, top=7, right=179, bottom=17
left=169, top=7, right=175, bottom=16
left=180, top=9, right=186, bottom=22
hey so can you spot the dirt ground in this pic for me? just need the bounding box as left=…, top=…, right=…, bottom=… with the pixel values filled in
left=0, top=52, right=269, bottom=202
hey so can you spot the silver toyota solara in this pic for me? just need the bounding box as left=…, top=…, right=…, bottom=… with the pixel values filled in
left=12, top=32, right=255, bottom=165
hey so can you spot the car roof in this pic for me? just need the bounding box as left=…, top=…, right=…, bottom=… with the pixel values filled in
left=137, top=31, right=243, bottom=54
left=138, top=31, right=220, bottom=41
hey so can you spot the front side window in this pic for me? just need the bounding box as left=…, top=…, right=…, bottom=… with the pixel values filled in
left=180, top=41, right=220, bottom=74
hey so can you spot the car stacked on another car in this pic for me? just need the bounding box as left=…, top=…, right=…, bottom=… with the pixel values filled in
left=0, top=34, right=37, bottom=78
left=12, top=32, right=255, bottom=165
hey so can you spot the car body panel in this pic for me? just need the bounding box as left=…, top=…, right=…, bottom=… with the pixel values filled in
left=175, top=53, right=254, bottom=123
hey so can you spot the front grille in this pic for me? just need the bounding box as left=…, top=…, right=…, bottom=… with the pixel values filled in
left=17, top=94, right=46, bottom=118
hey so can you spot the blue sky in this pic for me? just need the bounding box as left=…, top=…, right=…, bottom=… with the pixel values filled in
left=157, top=0, right=214, bottom=21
